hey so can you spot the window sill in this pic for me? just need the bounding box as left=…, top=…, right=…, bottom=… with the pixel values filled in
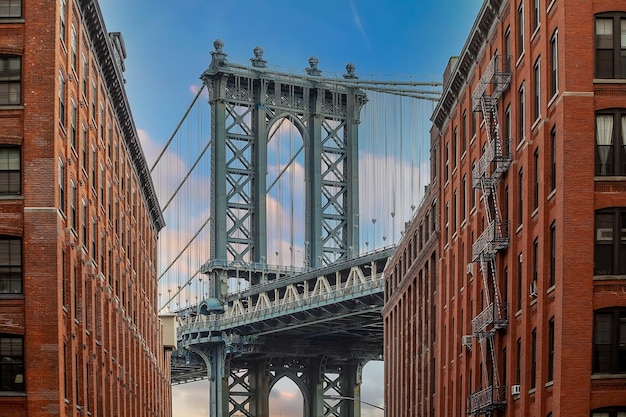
left=593, top=78, right=626, bottom=84
left=530, top=25, right=541, bottom=43
left=547, top=92, right=559, bottom=109
left=593, top=275, right=626, bottom=281
left=0, top=194, right=24, bottom=200
left=516, top=138, right=526, bottom=153
left=591, top=373, right=626, bottom=380
left=516, top=51, right=526, bottom=68
left=0, top=391, right=27, bottom=397
left=0, top=293, right=24, bottom=300
left=547, top=0, right=557, bottom=14
left=595, top=176, right=626, bottom=181
left=547, top=188, right=556, bottom=201
left=0, top=18, right=25, bottom=23
left=531, top=116, right=542, bottom=132
left=0, top=105, right=24, bottom=111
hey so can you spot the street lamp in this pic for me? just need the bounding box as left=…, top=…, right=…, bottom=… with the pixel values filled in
left=325, top=395, right=385, bottom=416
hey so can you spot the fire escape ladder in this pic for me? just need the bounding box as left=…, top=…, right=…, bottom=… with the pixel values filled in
left=468, top=54, right=511, bottom=416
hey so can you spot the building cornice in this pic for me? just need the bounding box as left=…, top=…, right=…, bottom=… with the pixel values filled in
left=431, top=0, right=503, bottom=129
left=78, top=0, right=165, bottom=233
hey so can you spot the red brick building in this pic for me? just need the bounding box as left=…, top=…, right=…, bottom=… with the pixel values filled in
left=384, top=0, right=626, bottom=415
left=0, top=1, right=172, bottom=416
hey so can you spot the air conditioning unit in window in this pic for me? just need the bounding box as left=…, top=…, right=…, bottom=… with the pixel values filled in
left=466, top=263, right=474, bottom=276
left=461, top=335, right=473, bottom=350
left=530, top=280, right=538, bottom=298
left=511, top=384, right=521, bottom=396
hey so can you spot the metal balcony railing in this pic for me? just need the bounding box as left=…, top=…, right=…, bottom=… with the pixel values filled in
left=472, top=302, right=509, bottom=336
left=467, top=385, right=507, bottom=415
left=472, top=137, right=511, bottom=189
left=472, top=220, right=509, bottom=261
left=472, top=55, right=512, bottom=111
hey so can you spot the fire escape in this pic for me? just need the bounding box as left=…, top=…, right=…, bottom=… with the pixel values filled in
left=468, top=54, right=512, bottom=415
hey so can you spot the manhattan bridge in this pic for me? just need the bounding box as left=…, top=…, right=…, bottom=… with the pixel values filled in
left=153, top=39, right=441, bottom=417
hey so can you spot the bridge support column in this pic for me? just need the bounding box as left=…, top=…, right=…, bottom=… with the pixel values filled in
left=194, top=345, right=229, bottom=417
left=249, top=360, right=270, bottom=417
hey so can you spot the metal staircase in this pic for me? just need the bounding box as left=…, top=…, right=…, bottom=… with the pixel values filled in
left=468, top=54, right=512, bottom=415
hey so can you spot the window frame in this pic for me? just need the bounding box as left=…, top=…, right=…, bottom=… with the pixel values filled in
left=518, top=3, right=525, bottom=58
left=593, top=207, right=626, bottom=276
left=533, top=58, right=541, bottom=123
left=592, top=307, right=626, bottom=374
left=0, top=334, right=24, bottom=392
left=0, top=55, right=21, bottom=106
left=0, top=236, right=22, bottom=294
left=0, top=0, right=22, bottom=18
left=0, top=146, right=20, bottom=195
left=595, top=109, right=626, bottom=176
left=595, top=13, right=626, bottom=79
left=549, top=30, right=559, bottom=98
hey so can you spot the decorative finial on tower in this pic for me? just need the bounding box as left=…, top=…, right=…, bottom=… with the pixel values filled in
left=250, top=46, right=267, bottom=68
left=343, top=62, right=358, bottom=79
left=305, top=56, right=322, bottom=76
left=210, top=38, right=227, bottom=68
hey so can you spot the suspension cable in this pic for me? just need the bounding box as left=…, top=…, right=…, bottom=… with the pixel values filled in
left=151, top=84, right=205, bottom=172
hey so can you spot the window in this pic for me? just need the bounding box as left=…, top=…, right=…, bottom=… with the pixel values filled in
left=518, top=83, right=526, bottom=142
left=0, top=55, right=20, bottom=105
left=505, top=26, right=511, bottom=61
left=452, top=127, right=457, bottom=169
left=516, top=337, right=522, bottom=384
left=0, top=335, right=24, bottom=391
left=594, top=208, right=626, bottom=275
left=533, top=148, right=539, bottom=210
left=59, top=159, right=65, bottom=214
left=70, top=100, right=77, bottom=150
left=505, top=103, right=512, bottom=142
left=595, top=13, right=626, bottom=79
left=550, top=30, right=558, bottom=97
left=518, top=3, right=525, bottom=58
left=532, top=0, right=540, bottom=32
left=0, top=1, right=21, bottom=17
left=445, top=142, right=449, bottom=182
left=462, top=111, right=467, bottom=154
left=549, top=222, right=556, bottom=287
left=70, top=26, right=77, bottom=72
left=59, top=72, right=66, bottom=124
left=518, top=168, right=524, bottom=226
left=591, top=407, right=626, bottom=417
left=550, top=127, right=556, bottom=190
left=533, top=58, right=541, bottom=122
left=531, top=327, right=537, bottom=388
left=81, top=54, right=88, bottom=97
left=0, top=237, right=21, bottom=294
left=533, top=238, right=539, bottom=286
left=517, top=252, right=523, bottom=311
left=59, top=0, right=66, bottom=43
left=593, top=308, right=626, bottom=374
left=70, top=180, right=77, bottom=231
left=81, top=200, right=87, bottom=248
left=81, top=124, right=87, bottom=171
left=596, top=109, right=626, bottom=176
left=548, top=316, right=555, bottom=381
left=0, top=147, right=20, bottom=195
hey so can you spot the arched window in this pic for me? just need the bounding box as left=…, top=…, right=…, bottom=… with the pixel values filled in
left=593, top=308, right=626, bottom=374
left=594, top=208, right=626, bottom=275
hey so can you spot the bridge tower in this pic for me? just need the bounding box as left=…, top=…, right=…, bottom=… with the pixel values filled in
left=467, top=54, right=512, bottom=415
left=196, top=39, right=369, bottom=417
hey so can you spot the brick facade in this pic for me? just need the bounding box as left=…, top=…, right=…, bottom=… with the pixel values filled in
left=0, top=1, right=170, bottom=416
left=384, top=0, right=626, bottom=415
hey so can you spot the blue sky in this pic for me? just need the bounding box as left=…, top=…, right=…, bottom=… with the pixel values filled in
left=98, top=1, right=482, bottom=416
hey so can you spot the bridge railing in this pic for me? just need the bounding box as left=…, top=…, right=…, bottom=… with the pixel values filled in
left=178, top=272, right=385, bottom=336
